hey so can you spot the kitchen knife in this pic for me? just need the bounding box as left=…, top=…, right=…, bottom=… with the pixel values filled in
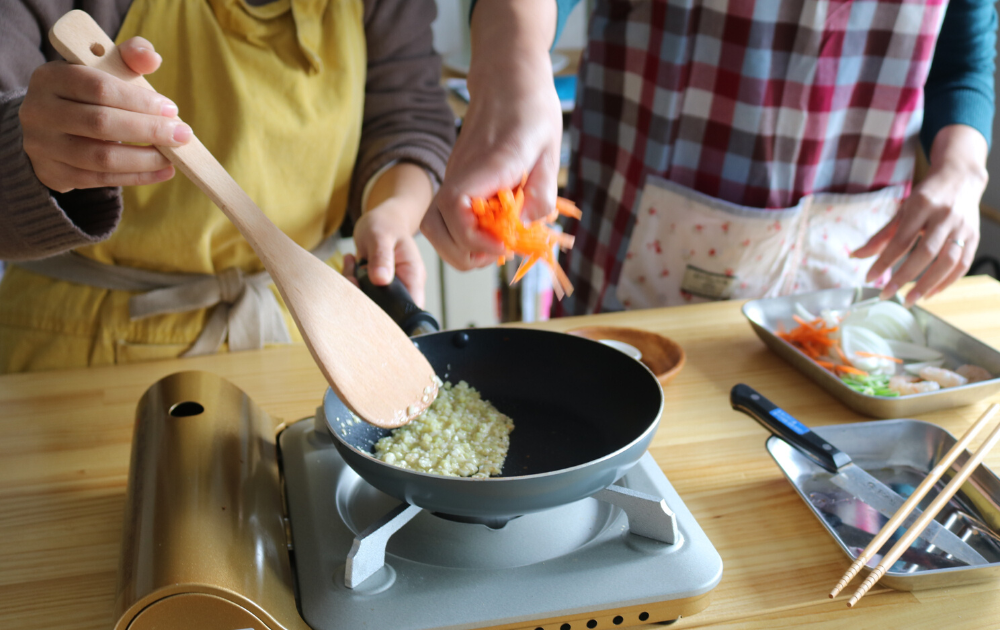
left=730, top=384, right=988, bottom=567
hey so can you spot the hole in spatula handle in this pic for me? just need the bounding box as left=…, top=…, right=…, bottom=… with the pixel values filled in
left=90, top=43, right=105, bottom=57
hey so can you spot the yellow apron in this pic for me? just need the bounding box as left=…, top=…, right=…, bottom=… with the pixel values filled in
left=0, top=0, right=364, bottom=372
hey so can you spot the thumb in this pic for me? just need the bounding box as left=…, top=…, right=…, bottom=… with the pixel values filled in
left=521, top=148, right=560, bottom=222
left=118, top=37, right=162, bottom=76
left=366, top=235, right=397, bottom=286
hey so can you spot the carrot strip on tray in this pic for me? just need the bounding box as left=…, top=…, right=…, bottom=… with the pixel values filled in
left=777, top=316, right=866, bottom=377
left=471, top=179, right=581, bottom=299
left=854, top=351, right=903, bottom=363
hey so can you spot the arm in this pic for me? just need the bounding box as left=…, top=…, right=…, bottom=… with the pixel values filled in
left=348, top=0, right=454, bottom=222
left=344, top=0, right=457, bottom=304
left=421, top=0, right=563, bottom=271
left=345, top=162, right=434, bottom=307
left=855, top=0, right=996, bottom=304
left=0, top=0, right=145, bottom=261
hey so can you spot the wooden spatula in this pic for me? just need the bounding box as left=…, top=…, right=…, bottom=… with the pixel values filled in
left=49, top=10, right=438, bottom=428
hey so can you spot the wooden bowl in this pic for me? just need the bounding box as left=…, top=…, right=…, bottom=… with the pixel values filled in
left=567, top=326, right=686, bottom=386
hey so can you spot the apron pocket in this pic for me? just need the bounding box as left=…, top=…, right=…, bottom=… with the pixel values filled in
left=794, top=187, right=903, bottom=293
left=616, top=176, right=806, bottom=309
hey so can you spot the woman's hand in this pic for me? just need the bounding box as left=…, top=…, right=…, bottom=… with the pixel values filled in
left=344, top=163, right=433, bottom=307
left=18, top=37, right=191, bottom=193
left=853, top=124, right=988, bottom=305
left=422, top=0, right=562, bottom=271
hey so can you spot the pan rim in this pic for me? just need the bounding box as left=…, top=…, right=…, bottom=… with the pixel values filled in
left=324, top=330, right=665, bottom=482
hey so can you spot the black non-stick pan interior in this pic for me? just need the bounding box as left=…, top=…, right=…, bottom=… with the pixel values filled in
left=332, top=328, right=662, bottom=476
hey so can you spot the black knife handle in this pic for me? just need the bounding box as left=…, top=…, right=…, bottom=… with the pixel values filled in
left=355, top=259, right=440, bottom=337
left=730, top=384, right=851, bottom=473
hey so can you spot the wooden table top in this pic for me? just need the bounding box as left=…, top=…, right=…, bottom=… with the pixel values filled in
left=3, top=276, right=1000, bottom=629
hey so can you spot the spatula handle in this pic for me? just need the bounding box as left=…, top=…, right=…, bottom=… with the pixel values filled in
left=730, top=384, right=850, bottom=473
left=47, top=10, right=290, bottom=265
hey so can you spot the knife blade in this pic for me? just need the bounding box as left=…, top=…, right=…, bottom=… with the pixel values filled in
left=731, top=384, right=988, bottom=567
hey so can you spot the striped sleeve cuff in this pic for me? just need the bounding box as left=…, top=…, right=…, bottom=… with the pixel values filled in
left=0, top=89, right=122, bottom=261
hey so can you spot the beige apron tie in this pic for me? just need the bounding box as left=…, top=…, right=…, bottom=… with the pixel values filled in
left=15, top=236, right=340, bottom=356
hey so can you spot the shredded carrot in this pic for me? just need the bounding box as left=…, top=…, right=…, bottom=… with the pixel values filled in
left=834, top=365, right=869, bottom=376
left=777, top=316, right=870, bottom=377
left=854, top=351, right=903, bottom=364
left=471, top=178, right=581, bottom=299
left=791, top=314, right=816, bottom=329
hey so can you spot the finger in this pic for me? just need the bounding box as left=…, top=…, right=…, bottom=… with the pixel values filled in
left=45, top=63, right=177, bottom=118
left=881, top=212, right=953, bottom=299
left=117, top=37, right=163, bottom=76
left=916, top=233, right=978, bottom=302
left=521, top=147, right=559, bottom=222
left=470, top=252, right=495, bottom=268
left=865, top=195, right=931, bottom=284
left=56, top=101, right=192, bottom=146
left=852, top=214, right=899, bottom=260
left=900, top=234, right=961, bottom=306
left=53, top=135, right=172, bottom=173
left=342, top=254, right=360, bottom=289
left=420, top=206, right=476, bottom=271
left=365, top=234, right=398, bottom=286
left=434, top=191, right=506, bottom=255
left=39, top=160, right=174, bottom=191
left=394, top=238, right=427, bottom=308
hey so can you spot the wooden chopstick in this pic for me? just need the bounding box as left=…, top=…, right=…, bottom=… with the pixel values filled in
left=830, top=403, right=1000, bottom=599
left=847, top=403, right=1000, bottom=607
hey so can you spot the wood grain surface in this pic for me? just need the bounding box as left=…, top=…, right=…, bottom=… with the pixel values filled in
left=2, top=276, right=1000, bottom=629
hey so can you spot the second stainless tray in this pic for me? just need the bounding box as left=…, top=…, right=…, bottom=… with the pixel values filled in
left=767, top=419, right=1000, bottom=591
left=743, top=287, right=1000, bottom=418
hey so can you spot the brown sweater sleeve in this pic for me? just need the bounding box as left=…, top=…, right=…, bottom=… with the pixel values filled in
left=349, top=0, right=456, bottom=223
left=0, top=0, right=132, bottom=261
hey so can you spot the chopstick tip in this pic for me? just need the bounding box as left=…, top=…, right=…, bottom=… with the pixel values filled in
left=829, top=561, right=862, bottom=599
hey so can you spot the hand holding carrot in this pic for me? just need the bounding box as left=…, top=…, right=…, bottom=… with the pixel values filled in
left=421, top=0, right=562, bottom=271
left=471, top=177, right=580, bottom=299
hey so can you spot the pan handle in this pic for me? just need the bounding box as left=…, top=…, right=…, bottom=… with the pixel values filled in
left=355, top=260, right=440, bottom=337
left=730, top=384, right=850, bottom=473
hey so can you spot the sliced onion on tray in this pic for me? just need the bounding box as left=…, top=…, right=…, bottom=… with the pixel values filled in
left=840, top=325, right=897, bottom=375
left=841, top=301, right=925, bottom=345
left=885, top=339, right=944, bottom=362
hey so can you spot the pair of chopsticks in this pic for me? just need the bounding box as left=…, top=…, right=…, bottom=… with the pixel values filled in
left=830, top=402, right=1000, bottom=607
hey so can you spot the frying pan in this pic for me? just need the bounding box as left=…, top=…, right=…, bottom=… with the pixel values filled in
left=322, top=266, right=664, bottom=521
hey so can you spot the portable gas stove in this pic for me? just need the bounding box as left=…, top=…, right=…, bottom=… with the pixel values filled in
left=112, top=372, right=721, bottom=630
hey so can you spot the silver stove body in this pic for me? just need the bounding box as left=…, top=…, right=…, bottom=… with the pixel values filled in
left=279, top=417, right=723, bottom=630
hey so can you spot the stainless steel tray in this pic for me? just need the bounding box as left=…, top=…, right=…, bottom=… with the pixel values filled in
left=743, top=287, right=1000, bottom=417
left=767, top=420, right=1000, bottom=590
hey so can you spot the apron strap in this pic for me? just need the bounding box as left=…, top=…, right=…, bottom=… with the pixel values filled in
left=14, top=235, right=341, bottom=357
